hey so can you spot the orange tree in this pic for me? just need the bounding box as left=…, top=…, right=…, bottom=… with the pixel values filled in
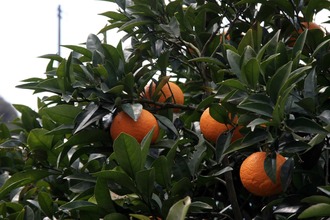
left=0, top=0, right=330, bottom=219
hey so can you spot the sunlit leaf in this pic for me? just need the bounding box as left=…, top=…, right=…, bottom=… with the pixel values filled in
left=166, top=196, right=191, bottom=220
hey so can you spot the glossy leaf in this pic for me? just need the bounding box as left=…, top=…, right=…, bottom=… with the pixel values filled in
left=298, top=203, right=330, bottom=219
left=166, top=196, right=191, bottom=220
left=38, top=192, right=53, bottom=217
left=266, top=61, right=292, bottom=103
left=0, top=170, right=50, bottom=199
left=264, top=153, right=277, bottom=183
left=42, top=104, right=81, bottom=124
left=241, top=58, right=260, bottom=89
left=286, top=117, right=328, bottom=134
left=121, top=103, right=143, bottom=122
left=95, top=177, right=116, bottom=212
left=301, top=195, right=330, bottom=204
left=57, top=129, right=111, bottom=165
left=27, top=128, right=53, bottom=151
left=238, top=29, right=254, bottom=55
left=113, top=133, right=142, bottom=178
left=280, top=158, right=294, bottom=192
left=226, top=50, right=242, bottom=79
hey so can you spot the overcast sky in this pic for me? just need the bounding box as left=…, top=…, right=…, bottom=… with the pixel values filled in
left=0, top=1, right=329, bottom=111
left=0, top=0, right=121, bottom=110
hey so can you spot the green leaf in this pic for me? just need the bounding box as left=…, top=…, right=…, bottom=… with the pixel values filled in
left=266, top=61, right=292, bottom=103
left=247, top=118, right=269, bottom=131
left=129, top=214, right=150, bottom=220
left=160, top=16, right=180, bottom=38
left=170, top=177, right=192, bottom=197
left=264, top=153, right=277, bottom=183
left=318, top=186, right=330, bottom=196
left=155, top=114, right=178, bottom=136
left=280, top=158, right=294, bottom=192
left=238, top=102, right=273, bottom=118
left=119, top=18, right=154, bottom=32
left=238, top=29, right=254, bottom=55
left=57, top=129, right=111, bottom=165
left=301, top=195, right=330, bottom=204
left=104, top=213, right=129, bottom=220
left=93, top=169, right=138, bottom=194
left=42, top=104, right=81, bottom=124
left=312, top=38, right=330, bottom=57
left=94, top=177, right=116, bottom=212
left=257, top=30, right=280, bottom=61
left=251, top=22, right=263, bottom=52
left=38, top=192, right=53, bottom=217
left=215, top=132, right=232, bottom=163
left=152, top=156, right=171, bottom=188
left=279, top=66, right=311, bottom=96
left=38, top=54, right=63, bottom=62
left=298, top=203, right=330, bottom=219
left=86, top=34, right=104, bottom=53
left=241, top=58, right=260, bottom=89
left=226, top=50, right=242, bottom=79
left=62, top=45, right=93, bottom=59
left=27, top=128, right=53, bottom=151
left=292, top=30, right=307, bottom=58
left=304, top=67, right=317, bottom=99
left=59, top=201, right=98, bottom=212
left=73, top=103, right=107, bottom=134
left=0, top=170, right=50, bottom=199
left=135, top=168, right=155, bottom=201
left=189, top=57, right=226, bottom=68
left=220, top=79, right=247, bottom=92
left=209, top=104, right=230, bottom=124
left=113, top=133, right=142, bottom=178
left=286, top=117, right=328, bottom=134
left=13, top=104, right=41, bottom=132
left=121, top=103, right=143, bottom=121
left=166, top=196, right=191, bottom=220
left=188, top=145, right=207, bottom=176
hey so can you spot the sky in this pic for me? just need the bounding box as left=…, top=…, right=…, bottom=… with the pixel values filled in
left=0, top=1, right=329, bottom=111
left=0, top=0, right=122, bottom=110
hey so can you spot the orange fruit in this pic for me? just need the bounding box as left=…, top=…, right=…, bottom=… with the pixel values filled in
left=239, top=152, right=287, bottom=197
left=219, top=33, right=231, bottom=43
left=144, top=81, right=184, bottom=112
left=199, top=107, right=243, bottom=143
left=110, top=109, right=160, bottom=143
left=288, top=22, right=323, bottom=46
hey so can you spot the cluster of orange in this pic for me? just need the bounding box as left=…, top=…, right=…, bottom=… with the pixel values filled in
left=110, top=81, right=184, bottom=144
left=109, top=80, right=287, bottom=197
left=109, top=19, right=323, bottom=199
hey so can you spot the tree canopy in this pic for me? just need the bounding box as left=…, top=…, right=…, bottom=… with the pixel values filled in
left=0, top=0, right=330, bottom=219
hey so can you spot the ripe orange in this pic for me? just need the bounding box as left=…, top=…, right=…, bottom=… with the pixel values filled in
left=144, top=81, right=184, bottom=112
left=110, top=109, right=160, bottom=143
left=288, top=22, right=323, bottom=46
left=239, top=152, right=287, bottom=197
left=219, top=32, right=231, bottom=43
left=199, top=107, right=243, bottom=143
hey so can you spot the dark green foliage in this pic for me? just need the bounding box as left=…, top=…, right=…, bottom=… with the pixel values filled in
left=0, top=0, right=329, bottom=219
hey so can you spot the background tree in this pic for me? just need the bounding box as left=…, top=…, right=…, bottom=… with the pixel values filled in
left=0, top=0, right=330, bottom=219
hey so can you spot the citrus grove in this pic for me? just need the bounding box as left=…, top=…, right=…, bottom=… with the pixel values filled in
left=0, top=0, right=330, bottom=219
